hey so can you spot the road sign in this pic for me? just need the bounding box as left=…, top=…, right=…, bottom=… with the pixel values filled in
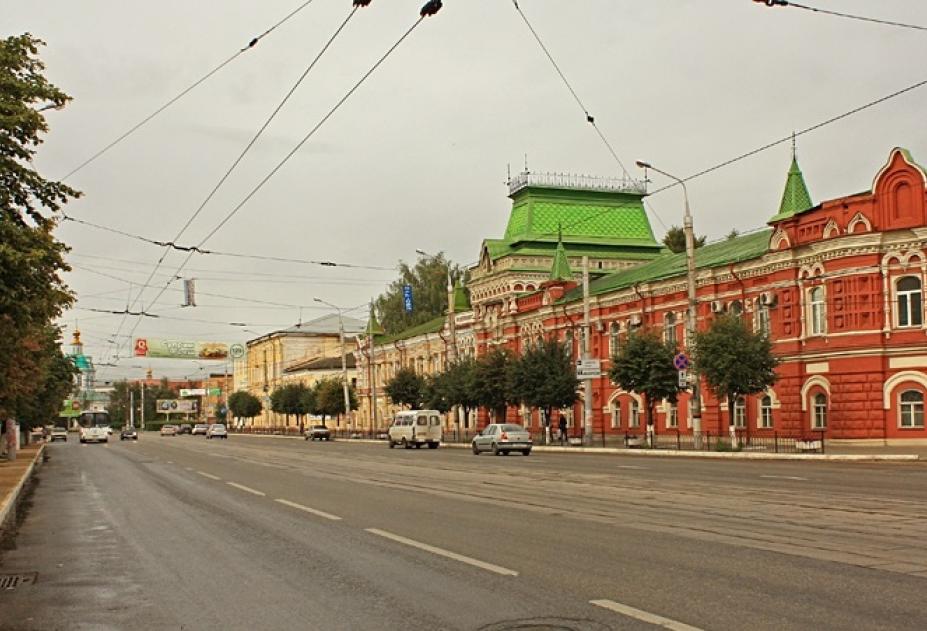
left=673, top=353, right=690, bottom=371
left=678, top=369, right=688, bottom=388
left=575, top=358, right=601, bottom=379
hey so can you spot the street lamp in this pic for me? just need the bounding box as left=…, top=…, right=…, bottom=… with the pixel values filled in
left=635, top=160, right=703, bottom=443
left=313, top=298, right=354, bottom=433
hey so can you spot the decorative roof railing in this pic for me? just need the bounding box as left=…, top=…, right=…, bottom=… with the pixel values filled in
left=507, top=172, right=647, bottom=196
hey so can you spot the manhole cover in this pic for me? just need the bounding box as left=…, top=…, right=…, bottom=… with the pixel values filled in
left=0, top=572, right=38, bottom=591
left=479, top=618, right=612, bottom=631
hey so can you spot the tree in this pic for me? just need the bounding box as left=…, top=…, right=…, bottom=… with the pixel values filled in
left=228, top=391, right=262, bottom=426
left=474, top=347, right=515, bottom=422
left=384, top=368, right=425, bottom=409
left=609, top=329, right=680, bottom=441
left=311, top=378, right=357, bottom=425
left=374, top=254, right=467, bottom=335
left=13, top=326, right=76, bottom=431
left=726, top=228, right=740, bottom=241
left=442, top=357, right=479, bottom=428
left=693, top=314, right=779, bottom=440
left=508, top=338, right=578, bottom=441
left=270, top=384, right=300, bottom=427
left=422, top=372, right=452, bottom=414
left=662, top=225, right=707, bottom=254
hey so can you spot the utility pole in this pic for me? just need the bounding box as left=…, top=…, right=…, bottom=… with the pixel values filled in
left=129, top=389, right=135, bottom=429
left=140, top=383, right=145, bottom=431
left=582, top=256, right=593, bottom=446
left=369, top=300, right=379, bottom=434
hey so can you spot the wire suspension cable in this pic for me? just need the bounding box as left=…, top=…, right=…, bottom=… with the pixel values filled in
left=511, top=0, right=630, bottom=178
left=60, top=0, right=321, bottom=181
left=757, top=1, right=927, bottom=33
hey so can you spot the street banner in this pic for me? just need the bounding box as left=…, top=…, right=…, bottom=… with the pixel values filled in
left=134, top=338, right=243, bottom=360
left=208, top=388, right=222, bottom=396
left=59, top=399, right=82, bottom=418
left=156, top=399, right=197, bottom=414
left=180, top=388, right=207, bottom=397
left=403, top=285, right=414, bottom=313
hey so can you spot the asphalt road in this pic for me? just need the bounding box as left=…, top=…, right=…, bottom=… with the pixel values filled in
left=2, top=434, right=927, bottom=631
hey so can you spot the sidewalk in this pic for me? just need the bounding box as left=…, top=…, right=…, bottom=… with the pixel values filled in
left=0, top=443, right=46, bottom=537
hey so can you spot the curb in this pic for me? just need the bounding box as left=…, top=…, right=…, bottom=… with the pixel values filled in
left=229, top=433, right=919, bottom=461
left=0, top=443, right=46, bottom=533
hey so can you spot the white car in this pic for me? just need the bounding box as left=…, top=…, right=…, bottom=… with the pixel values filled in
left=79, top=425, right=109, bottom=444
left=471, top=423, right=533, bottom=456
left=387, top=410, right=442, bottom=449
left=206, top=424, right=228, bottom=439
left=191, top=424, right=210, bottom=436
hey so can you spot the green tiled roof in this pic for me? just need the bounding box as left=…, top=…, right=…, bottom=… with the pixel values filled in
left=769, top=156, right=813, bottom=222
left=549, top=230, right=573, bottom=281
left=563, top=229, right=772, bottom=301
left=375, top=316, right=446, bottom=346
left=453, top=280, right=470, bottom=311
left=483, top=240, right=664, bottom=262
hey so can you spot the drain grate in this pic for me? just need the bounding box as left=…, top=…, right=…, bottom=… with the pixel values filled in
left=0, top=572, right=38, bottom=591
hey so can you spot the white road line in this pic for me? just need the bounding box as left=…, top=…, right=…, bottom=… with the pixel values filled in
left=590, top=599, right=703, bottom=631
left=227, top=482, right=266, bottom=497
left=197, top=471, right=221, bottom=481
left=274, top=499, right=342, bottom=521
left=760, top=475, right=809, bottom=481
left=166, top=461, right=174, bottom=464
left=365, top=528, right=518, bottom=577
left=616, top=465, right=646, bottom=470
left=185, top=467, right=194, bottom=471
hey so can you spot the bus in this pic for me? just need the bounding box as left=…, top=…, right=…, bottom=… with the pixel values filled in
left=78, top=409, right=111, bottom=444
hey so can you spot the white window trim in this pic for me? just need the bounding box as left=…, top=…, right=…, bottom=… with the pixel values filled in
left=811, top=393, right=828, bottom=430
left=758, top=395, right=774, bottom=429
left=899, top=389, right=925, bottom=429
left=895, top=276, right=923, bottom=329
left=808, top=286, right=826, bottom=336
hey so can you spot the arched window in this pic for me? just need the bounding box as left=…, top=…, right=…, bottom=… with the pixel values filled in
left=759, top=395, right=773, bottom=429
left=899, top=390, right=925, bottom=428
left=754, top=299, right=770, bottom=336
left=729, top=301, right=744, bottom=319
left=611, top=403, right=621, bottom=429
left=809, top=287, right=826, bottom=335
left=563, top=329, right=574, bottom=358
left=897, top=276, right=923, bottom=328
left=630, top=400, right=640, bottom=428
left=664, top=313, right=677, bottom=347
left=609, top=322, right=621, bottom=357
left=734, top=396, right=746, bottom=428
left=812, top=393, right=828, bottom=429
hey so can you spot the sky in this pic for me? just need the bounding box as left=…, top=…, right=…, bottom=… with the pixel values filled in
left=6, top=0, right=927, bottom=382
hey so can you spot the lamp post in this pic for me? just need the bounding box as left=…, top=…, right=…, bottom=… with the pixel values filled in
left=635, top=160, right=703, bottom=444
left=314, top=298, right=354, bottom=433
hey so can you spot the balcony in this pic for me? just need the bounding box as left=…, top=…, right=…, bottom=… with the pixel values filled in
left=507, top=171, right=647, bottom=196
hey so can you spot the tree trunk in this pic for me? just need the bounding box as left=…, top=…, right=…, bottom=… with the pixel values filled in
left=645, top=400, right=655, bottom=448
left=728, top=394, right=737, bottom=447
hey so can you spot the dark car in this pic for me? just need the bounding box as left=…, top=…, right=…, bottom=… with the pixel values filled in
left=305, top=425, right=332, bottom=441
left=120, top=428, right=138, bottom=441
left=177, top=424, right=192, bottom=435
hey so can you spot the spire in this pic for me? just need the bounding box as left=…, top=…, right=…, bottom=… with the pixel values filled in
left=770, top=141, right=813, bottom=222
left=367, top=304, right=385, bottom=337
left=549, top=224, right=573, bottom=282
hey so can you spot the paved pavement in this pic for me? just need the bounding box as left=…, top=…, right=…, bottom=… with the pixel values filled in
left=2, top=435, right=927, bottom=630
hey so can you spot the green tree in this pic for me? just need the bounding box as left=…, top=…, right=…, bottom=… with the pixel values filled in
left=508, top=338, right=578, bottom=439
left=13, top=326, right=76, bottom=431
left=474, top=347, right=515, bottom=422
left=662, top=225, right=707, bottom=254
left=422, top=372, right=452, bottom=414
left=442, top=357, right=479, bottom=428
left=270, top=383, right=303, bottom=427
left=311, top=378, right=357, bottom=425
left=384, top=368, right=425, bottom=409
left=609, top=329, right=680, bottom=440
left=228, top=391, right=262, bottom=426
left=374, top=254, right=467, bottom=335
left=726, top=228, right=740, bottom=241
left=693, top=314, right=779, bottom=438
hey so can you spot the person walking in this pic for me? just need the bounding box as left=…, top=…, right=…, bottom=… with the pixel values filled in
left=559, top=416, right=568, bottom=446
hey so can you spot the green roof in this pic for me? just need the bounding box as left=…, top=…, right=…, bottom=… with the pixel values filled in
left=549, top=229, right=573, bottom=281
left=453, top=280, right=470, bottom=311
left=375, top=316, right=446, bottom=345
left=769, top=156, right=814, bottom=222
left=483, top=239, right=663, bottom=262
left=563, top=229, right=772, bottom=301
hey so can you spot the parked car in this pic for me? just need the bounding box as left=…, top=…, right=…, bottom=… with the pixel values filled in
left=50, top=427, right=68, bottom=442
left=120, top=428, right=138, bottom=441
left=191, top=424, right=210, bottom=436
left=206, top=424, right=228, bottom=439
left=387, top=410, right=442, bottom=449
left=472, top=423, right=532, bottom=456
left=177, top=424, right=192, bottom=435
left=160, top=425, right=178, bottom=436
left=305, top=425, right=332, bottom=441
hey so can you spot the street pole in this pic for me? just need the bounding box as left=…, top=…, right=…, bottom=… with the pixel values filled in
left=129, top=389, right=135, bottom=429
left=140, top=384, right=145, bottom=431
left=636, top=160, right=703, bottom=447
left=369, top=300, right=379, bottom=435
left=337, top=310, right=353, bottom=433
left=582, top=256, right=593, bottom=446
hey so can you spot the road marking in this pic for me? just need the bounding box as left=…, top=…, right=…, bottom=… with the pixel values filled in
left=166, top=461, right=174, bottom=464
left=590, top=599, right=703, bottom=631
left=197, top=471, right=221, bottom=481
left=227, top=482, right=266, bottom=497
left=760, top=475, right=808, bottom=481
left=616, top=465, right=646, bottom=470
left=185, top=467, right=194, bottom=471
left=274, top=499, right=342, bottom=521
left=365, top=528, right=518, bottom=576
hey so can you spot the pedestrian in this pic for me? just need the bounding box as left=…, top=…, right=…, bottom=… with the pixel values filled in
left=559, top=416, right=567, bottom=445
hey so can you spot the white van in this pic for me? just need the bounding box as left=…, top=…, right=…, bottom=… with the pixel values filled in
left=387, top=410, right=442, bottom=449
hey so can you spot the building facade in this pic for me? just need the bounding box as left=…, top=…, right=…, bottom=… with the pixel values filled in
left=357, top=148, right=927, bottom=442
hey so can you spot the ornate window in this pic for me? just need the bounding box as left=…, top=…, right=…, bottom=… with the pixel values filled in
left=759, top=395, right=773, bottom=429
left=755, top=299, right=770, bottom=336
left=809, top=287, right=826, bottom=336
left=611, top=405, right=620, bottom=429
left=899, top=390, right=925, bottom=428
left=609, top=322, right=621, bottom=357
left=666, top=403, right=678, bottom=429
left=812, top=393, right=828, bottom=429
left=664, top=313, right=677, bottom=347
left=734, top=396, right=746, bottom=428
left=896, top=276, right=923, bottom=328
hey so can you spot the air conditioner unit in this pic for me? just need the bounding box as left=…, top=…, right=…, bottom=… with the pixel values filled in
left=760, top=291, right=778, bottom=307
left=710, top=300, right=724, bottom=313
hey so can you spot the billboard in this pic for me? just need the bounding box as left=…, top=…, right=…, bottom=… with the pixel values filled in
left=60, top=399, right=82, bottom=418
left=134, top=338, right=245, bottom=361
left=157, top=399, right=197, bottom=414
left=180, top=388, right=207, bottom=397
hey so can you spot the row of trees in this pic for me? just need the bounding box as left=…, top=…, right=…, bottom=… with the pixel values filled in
left=108, top=379, right=180, bottom=428
left=226, top=378, right=358, bottom=431
left=1, top=34, right=80, bottom=438
left=382, top=314, right=778, bottom=437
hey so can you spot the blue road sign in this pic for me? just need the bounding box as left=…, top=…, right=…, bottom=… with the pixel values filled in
left=673, top=353, right=690, bottom=371
left=403, top=285, right=414, bottom=313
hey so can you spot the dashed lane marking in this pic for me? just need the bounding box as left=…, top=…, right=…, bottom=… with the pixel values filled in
left=197, top=471, right=221, bottom=481
left=227, top=482, right=266, bottom=497
left=365, top=528, right=518, bottom=576
left=590, top=599, right=703, bottom=631
left=274, top=499, right=342, bottom=521
left=760, top=475, right=809, bottom=481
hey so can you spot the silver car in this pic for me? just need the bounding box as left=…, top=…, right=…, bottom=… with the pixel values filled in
left=471, top=423, right=532, bottom=456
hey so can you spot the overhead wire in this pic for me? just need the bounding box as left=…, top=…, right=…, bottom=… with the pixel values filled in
left=755, top=1, right=927, bottom=33
left=59, top=0, right=321, bottom=181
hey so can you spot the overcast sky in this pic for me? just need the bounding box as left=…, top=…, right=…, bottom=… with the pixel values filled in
left=7, top=0, right=927, bottom=381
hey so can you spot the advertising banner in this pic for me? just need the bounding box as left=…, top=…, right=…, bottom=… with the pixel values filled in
left=156, top=399, right=197, bottom=414
left=60, top=399, right=82, bottom=418
left=134, top=339, right=244, bottom=361
left=180, top=388, right=207, bottom=397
